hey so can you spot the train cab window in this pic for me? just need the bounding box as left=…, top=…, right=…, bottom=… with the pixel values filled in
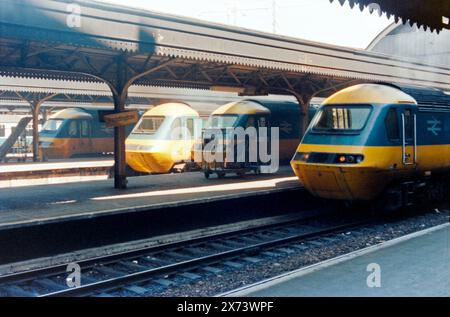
left=135, top=116, right=164, bottom=134
left=68, top=120, right=78, bottom=137
left=385, top=108, right=400, bottom=141
left=404, top=109, right=414, bottom=140
left=312, top=106, right=371, bottom=132
left=207, top=115, right=239, bottom=129
left=81, top=120, right=91, bottom=138
left=42, top=119, right=64, bottom=133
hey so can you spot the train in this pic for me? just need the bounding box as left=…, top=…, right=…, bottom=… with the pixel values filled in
left=291, top=83, right=450, bottom=209
left=40, top=107, right=134, bottom=159
left=200, top=99, right=314, bottom=178
left=126, top=99, right=319, bottom=176
left=125, top=102, right=201, bottom=174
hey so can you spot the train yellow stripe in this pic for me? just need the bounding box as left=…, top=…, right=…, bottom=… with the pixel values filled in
left=295, top=144, right=450, bottom=171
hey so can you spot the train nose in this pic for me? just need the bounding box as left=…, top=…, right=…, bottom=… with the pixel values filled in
left=292, top=162, right=352, bottom=200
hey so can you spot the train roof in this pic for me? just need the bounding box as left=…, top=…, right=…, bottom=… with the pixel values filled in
left=383, top=83, right=450, bottom=112
left=49, top=108, right=94, bottom=120
left=212, top=100, right=271, bottom=116
left=323, top=84, right=417, bottom=106
left=143, top=102, right=199, bottom=117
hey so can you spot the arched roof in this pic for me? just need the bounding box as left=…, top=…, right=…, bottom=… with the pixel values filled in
left=144, top=102, right=199, bottom=117
left=323, top=84, right=417, bottom=105
left=50, top=108, right=94, bottom=120
left=212, top=101, right=270, bottom=116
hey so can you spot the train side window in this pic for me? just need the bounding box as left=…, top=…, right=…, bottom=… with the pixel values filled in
left=68, top=120, right=78, bottom=137
left=385, top=108, right=400, bottom=141
left=404, top=109, right=413, bottom=140
left=81, top=120, right=91, bottom=137
left=258, top=117, right=268, bottom=128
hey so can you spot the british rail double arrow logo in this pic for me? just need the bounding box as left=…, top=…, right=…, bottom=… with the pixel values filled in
left=427, top=118, right=442, bottom=136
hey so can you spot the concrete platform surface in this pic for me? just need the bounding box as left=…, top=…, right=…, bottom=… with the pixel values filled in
left=0, top=166, right=299, bottom=230
left=0, top=159, right=113, bottom=173
left=227, top=224, right=450, bottom=297
left=0, top=159, right=114, bottom=188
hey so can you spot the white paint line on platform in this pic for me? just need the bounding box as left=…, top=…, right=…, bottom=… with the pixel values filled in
left=218, top=223, right=450, bottom=297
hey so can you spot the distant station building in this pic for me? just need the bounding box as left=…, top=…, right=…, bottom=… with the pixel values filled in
left=368, top=23, right=450, bottom=68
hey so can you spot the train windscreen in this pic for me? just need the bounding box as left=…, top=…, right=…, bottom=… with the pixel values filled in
left=134, top=116, right=165, bottom=134
left=206, top=115, right=238, bottom=129
left=312, top=106, right=371, bottom=132
left=41, top=119, right=64, bottom=133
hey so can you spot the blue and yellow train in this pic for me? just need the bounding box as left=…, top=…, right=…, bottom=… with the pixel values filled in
left=126, top=102, right=201, bottom=174
left=291, top=83, right=450, bottom=208
left=40, top=107, right=134, bottom=159
left=200, top=99, right=310, bottom=178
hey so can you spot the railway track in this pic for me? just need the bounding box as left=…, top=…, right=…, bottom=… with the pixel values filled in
left=0, top=215, right=372, bottom=297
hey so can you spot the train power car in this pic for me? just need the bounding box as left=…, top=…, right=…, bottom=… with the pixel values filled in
left=200, top=99, right=310, bottom=178
left=40, top=107, right=132, bottom=159
left=126, top=102, right=201, bottom=174
left=291, top=83, right=450, bottom=209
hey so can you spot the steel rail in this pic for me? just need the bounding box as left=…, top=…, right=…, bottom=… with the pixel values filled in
left=0, top=214, right=320, bottom=285
left=42, top=220, right=370, bottom=297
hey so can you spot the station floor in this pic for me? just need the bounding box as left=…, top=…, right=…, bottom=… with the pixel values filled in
left=229, top=224, right=450, bottom=297
left=0, top=159, right=114, bottom=188
left=0, top=166, right=300, bottom=231
left=0, top=159, right=114, bottom=173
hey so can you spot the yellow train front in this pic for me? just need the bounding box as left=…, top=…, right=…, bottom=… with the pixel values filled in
left=126, top=103, right=200, bottom=174
left=40, top=107, right=117, bottom=159
left=291, top=83, right=450, bottom=208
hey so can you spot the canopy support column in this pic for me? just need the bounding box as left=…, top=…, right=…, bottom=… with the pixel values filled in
left=28, top=94, right=57, bottom=162
left=289, top=91, right=313, bottom=138
left=110, top=56, right=129, bottom=189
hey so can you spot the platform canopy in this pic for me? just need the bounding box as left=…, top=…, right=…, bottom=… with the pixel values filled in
left=332, top=0, right=450, bottom=33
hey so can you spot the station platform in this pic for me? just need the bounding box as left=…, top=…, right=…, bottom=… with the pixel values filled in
left=0, top=166, right=301, bottom=231
left=0, top=159, right=113, bottom=188
left=225, top=223, right=450, bottom=297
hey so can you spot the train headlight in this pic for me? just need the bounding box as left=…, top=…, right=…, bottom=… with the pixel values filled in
left=336, top=154, right=364, bottom=164
left=293, top=152, right=364, bottom=164
left=292, top=152, right=310, bottom=162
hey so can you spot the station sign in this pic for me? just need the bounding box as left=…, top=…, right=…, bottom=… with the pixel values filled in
left=104, top=111, right=140, bottom=128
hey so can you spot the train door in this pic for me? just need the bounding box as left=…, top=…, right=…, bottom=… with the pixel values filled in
left=66, top=120, right=80, bottom=157
left=185, top=117, right=195, bottom=141
left=244, top=116, right=257, bottom=167
left=385, top=107, right=417, bottom=171
left=256, top=115, right=270, bottom=165
left=400, top=107, right=417, bottom=168
left=171, top=117, right=192, bottom=160
left=79, top=119, right=93, bottom=155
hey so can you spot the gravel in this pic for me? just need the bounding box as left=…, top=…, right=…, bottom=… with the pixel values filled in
left=151, top=206, right=449, bottom=297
